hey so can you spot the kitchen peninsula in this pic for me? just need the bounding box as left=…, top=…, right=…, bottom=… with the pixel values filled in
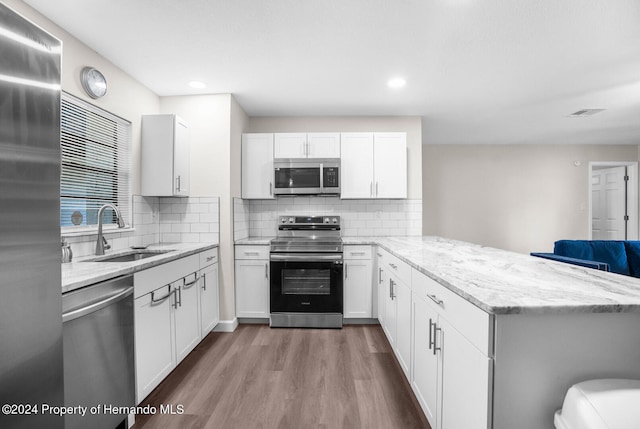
left=341, top=236, right=640, bottom=429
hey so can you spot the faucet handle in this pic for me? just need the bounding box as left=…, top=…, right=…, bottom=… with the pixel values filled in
left=102, top=236, right=111, bottom=250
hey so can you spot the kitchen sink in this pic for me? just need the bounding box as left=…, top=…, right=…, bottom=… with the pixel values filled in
left=84, top=249, right=175, bottom=263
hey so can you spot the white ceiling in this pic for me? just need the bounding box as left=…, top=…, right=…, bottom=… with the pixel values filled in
left=23, top=0, right=640, bottom=145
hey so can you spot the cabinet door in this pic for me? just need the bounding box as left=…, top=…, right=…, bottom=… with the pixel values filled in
left=376, top=263, right=386, bottom=325
left=439, top=317, right=491, bottom=429
left=307, top=133, right=340, bottom=158
left=174, top=276, right=201, bottom=363
left=343, top=259, right=373, bottom=318
left=374, top=132, right=407, bottom=199
left=340, top=133, right=374, bottom=199
left=274, top=133, right=307, bottom=158
left=235, top=259, right=270, bottom=318
left=173, top=117, right=190, bottom=196
left=411, top=294, right=440, bottom=428
left=383, top=277, right=397, bottom=348
left=134, top=285, right=175, bottom=404
left=242, top=133, right=275, bottom=199
left=395, top=278, right=412, bottom=378
left=200, top=263, right=219, bottom=337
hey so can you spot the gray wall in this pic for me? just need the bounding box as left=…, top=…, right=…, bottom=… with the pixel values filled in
left=422, top=144, right=640, bottom=254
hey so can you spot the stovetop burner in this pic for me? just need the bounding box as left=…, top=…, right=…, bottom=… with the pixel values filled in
left=271, top=215, right=342, bottom=253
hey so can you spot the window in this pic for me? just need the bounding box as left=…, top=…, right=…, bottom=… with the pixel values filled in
left=60, top=92, right=131, bottom=230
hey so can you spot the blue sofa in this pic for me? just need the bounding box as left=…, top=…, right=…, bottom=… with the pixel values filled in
left=531, top=240, right=640, bottom=278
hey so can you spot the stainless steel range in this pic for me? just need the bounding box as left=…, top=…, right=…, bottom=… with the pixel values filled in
left=270, top=215, right=343, bottom=328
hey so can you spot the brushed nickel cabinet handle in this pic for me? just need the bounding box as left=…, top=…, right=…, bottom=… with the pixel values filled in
left=428, top=294, right=443, bottom=306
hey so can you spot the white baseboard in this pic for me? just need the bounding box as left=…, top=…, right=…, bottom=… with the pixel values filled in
left=213, top=318, right=238, bottom=332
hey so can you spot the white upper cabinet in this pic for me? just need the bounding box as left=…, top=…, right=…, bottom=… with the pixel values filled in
left=307, top=133, right=341, bottom=158
left=242, top=133, right=275, bottom=199
left=340, top=133, right=375, bottom=198
left=274, top=133, right=307, bottom=158
left=141, top=114, right=190, bottom=197
left=373, top=133, right=407, bottom=199
left=274, top=132, right=340, bottom=159
left=341, top=132, right=407, bottom=199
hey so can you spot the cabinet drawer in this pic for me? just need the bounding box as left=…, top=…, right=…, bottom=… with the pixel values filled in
left=200, top=248, right=218, bottom=267
left=411, top=268, right=492, bottom=356
left=377, top=247, right=411, bottom=286
left=235, top=245, right=269, bottom=260
left=344, top=245, right=372, bottom=260
left=134, top=254, right=199, bottom=298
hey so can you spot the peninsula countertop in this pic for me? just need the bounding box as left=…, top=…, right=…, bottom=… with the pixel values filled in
left=62, top=242, right=218, bottom=293
left=343, top=236, right=640, bottom=315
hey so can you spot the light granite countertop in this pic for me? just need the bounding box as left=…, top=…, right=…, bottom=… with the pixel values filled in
left=235, top=235, right=640, bottom=314
left=366, top=236, right=640, bottom=315
left=62, top=242, right=218, bottom=293
left=234, top=236, right=275, bottom=245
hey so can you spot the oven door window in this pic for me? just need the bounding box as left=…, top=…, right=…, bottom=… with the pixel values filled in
left=274, top=167, right=320, bottom=189
left=281, top=268, right=331, bottom=295
left=270, top=260, right=343, bottom=313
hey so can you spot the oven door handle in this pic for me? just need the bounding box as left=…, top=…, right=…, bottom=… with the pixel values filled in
left=270, top=253, right=343, bottom=262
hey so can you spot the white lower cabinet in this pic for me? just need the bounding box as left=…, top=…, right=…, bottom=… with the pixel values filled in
left=412, top=292, right=439, bottom=425
left=174, top=272, right=201, bottom=363
left=199, top=249, right=219, bottom=336
left=411, top=268, right=492, bottom=429
left=134, top=282, right=175, bottom=404
left=134, top=254, right=199, bottom=403
left=235, top=245, right=270, bottom=318
left=378, top=247, right=412, bottom=378
left=134, top=249, right=220, bottom=404
left=343, top=245, right=373, bottom=318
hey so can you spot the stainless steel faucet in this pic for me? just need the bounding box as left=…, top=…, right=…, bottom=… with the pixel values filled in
left=95, top=203, right=126, bottom=255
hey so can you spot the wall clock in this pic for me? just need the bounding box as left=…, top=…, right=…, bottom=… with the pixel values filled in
left=80, top=66, right=107, bottom=99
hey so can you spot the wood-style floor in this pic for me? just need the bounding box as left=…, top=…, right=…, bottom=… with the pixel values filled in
left=134, top=324, right=430, bottom=429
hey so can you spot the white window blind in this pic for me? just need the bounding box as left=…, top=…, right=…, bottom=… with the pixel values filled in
left=60, top=92, right=131, bottom=230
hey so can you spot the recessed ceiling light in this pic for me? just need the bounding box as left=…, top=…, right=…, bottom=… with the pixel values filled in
left=188, top=80, right=207, bottom=89
left=387, top=77, right=406, bottom=89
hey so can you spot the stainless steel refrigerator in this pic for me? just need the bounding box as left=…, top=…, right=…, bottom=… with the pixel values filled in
left=0, top=3, right=64, bottom=429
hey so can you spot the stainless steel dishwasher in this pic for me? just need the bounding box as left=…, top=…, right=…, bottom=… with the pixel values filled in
left=62, top=275, right=135, bottom=429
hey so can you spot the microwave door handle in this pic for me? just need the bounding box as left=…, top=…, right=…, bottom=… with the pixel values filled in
left=320, top=163, right=324, bottom=193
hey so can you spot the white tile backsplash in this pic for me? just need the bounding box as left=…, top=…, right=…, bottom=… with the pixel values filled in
left=234, top=196, right=422, bottom=238
left=66, top=195, right=219, bottom=258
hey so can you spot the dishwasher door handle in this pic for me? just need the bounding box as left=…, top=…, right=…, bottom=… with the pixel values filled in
left=63, top=286, right=133, bottom=323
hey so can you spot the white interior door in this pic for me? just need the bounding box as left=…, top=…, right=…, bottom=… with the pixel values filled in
left=591, top=166, right=626, bottom=239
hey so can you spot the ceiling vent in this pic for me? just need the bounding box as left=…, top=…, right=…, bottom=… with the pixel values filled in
left=569, top=109, right=606, bottom=117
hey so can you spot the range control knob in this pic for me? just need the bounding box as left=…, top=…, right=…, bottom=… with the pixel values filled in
left=324, top=217, right=330, bottom=224
left=281, top=217, right=287, bottom=223
left=332, top=218, right=338, bottom=224
left=289, top=217, right=294, bottom=223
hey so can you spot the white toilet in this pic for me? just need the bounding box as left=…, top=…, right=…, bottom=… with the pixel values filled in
left=554, top=379, right=640, bottom=429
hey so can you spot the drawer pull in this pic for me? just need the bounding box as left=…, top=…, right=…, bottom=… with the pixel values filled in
left=202, top=273, right=207, bottom=291
left=244, top=252, right=260, bottom=256
left=206, top=256, right=215, bottom=262
left=151, top=285, right=172, bottom=304
left=428, top=294, right=444, bottom=306
left=390, top=263, right=398, bottom=270
left=376, top=253, right=382, bottom=257
left=184, top=275, right=199, bottom=288
left=350, top=252, right=366, bottom=256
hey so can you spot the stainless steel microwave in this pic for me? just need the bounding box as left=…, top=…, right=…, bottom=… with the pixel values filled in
left=273, top=158, right=340, bottom=196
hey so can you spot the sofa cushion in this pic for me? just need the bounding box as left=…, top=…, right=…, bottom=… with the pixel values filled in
left=623, top=241, right=640, bottom=277
left=554, top=240, right=630, bottom=275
